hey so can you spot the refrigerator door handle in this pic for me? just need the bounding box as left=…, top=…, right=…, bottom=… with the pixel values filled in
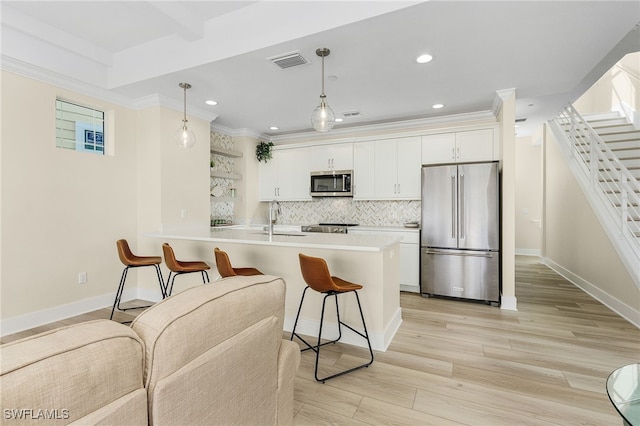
left=451, top=174, right=456, bottom=239
left=459, top=173, right=465, bottom=239
left=423, top=249, right=493, bottom=258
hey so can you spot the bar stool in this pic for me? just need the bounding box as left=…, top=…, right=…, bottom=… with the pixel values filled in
left=214, top=247, right=263, bottom=278
left=110, top=239, right=166, bottom=321
left=162, top=243, right=210, bottom=296
left=291, top=253, right=374, bottom=383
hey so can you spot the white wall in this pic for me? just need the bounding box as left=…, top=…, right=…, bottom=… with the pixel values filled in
left=515, top=133, right=543, bottom=256
left=573, top=52, right=640, bottom=122
left=0, top=71, right=211, bottom=333
left=543, top=126, right=639, bottom=322
left=1, top=71, right=138, bottom=322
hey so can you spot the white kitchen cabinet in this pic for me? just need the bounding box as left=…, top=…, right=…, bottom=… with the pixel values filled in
left=421, top=128, right=495, bottom=164
left=259, top=148, right=311, bottom=201
left=353, top=142, right=375, bottom=199
left=373, top=136, right=421, bottom=200
left=349, top=227, right=420, bottom=293
left=311, top=143, right=353, bottom=171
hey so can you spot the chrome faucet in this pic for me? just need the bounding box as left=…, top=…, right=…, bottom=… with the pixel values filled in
left=268, top=200, right=281, bottom=237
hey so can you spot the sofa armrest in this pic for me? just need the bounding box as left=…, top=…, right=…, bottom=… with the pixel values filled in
left=1, top=320, right=146, bottom=425
left=276, top=339, right=301, bottom=426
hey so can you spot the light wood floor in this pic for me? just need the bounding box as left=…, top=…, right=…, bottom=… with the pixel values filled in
left=2, top=257, right=638, bottom=425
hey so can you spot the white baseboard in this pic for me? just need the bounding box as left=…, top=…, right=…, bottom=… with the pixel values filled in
left=0, top=291, right=121, bottom=337
left=515, top=248, right=541, bottom=257
left=542, top=257, right=640, bottom=328
left=0, top=287, right=165, bottom=337
left=500, top=295, right=518, bottom=311
left=283, top=307, right=402, bottom=352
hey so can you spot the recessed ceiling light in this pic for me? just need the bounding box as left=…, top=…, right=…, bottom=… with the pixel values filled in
left=205, top=100, right=218, bottom=106
left=432, top=103, right=444, bottom=109
left=335, top=118, right=344, bottom=122
left=416, top=54, right=433, bottom=64
left=269, top=126, right=279, bottom=130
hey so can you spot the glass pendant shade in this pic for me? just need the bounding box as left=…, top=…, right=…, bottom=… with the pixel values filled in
left=311, top=97, right=335, bottom=132
left=175, top=82, right=196, bottom=148
left=175, top=121, right=196, bottom=148
left=311, top=48, right=336, bottom=132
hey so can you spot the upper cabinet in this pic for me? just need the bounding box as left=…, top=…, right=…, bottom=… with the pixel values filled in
left=421, top=128, right=495, bottom=164
left=311, top=143, right=353, bottom=171
left=354, top=136, right=421, bottom=200
left=258, top=147, right=312, bottom=201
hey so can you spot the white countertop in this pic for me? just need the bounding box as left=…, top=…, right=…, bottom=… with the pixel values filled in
left=147, top=226, right=401, bottom=252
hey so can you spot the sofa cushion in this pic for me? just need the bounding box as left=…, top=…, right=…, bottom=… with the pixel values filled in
left=131, top=275, right=287, bottom=426
left=0, top=320, right=146, bottom=425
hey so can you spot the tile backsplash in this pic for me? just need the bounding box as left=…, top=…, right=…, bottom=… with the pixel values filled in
left=276, top=198, right=421, bottom=227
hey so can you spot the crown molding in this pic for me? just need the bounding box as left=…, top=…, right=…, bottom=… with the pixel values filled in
left=267, top=110, right=497, bottom=144
left=493, top=88, right=516, bottom=116
left=210, top=122, right=266, bottom=141
left=0, top=55, right=216, bottom=122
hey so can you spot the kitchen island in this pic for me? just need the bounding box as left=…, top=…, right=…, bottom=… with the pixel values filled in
left=144, top=226, right=402, bottom=351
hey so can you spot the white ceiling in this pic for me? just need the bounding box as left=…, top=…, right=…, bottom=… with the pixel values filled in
left=2, top=1, right=639, bottom=139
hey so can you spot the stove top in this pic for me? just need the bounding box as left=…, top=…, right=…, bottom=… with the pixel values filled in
left=302, top=223, right=358, bottom=234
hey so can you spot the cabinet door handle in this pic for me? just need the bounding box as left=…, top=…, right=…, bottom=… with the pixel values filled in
left=397, top=183, right=401, bottom=194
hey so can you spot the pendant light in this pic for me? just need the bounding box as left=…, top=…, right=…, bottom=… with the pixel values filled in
left=175, top=82, right=196, bottom=148
left=310, top=48, right=335, bottom=132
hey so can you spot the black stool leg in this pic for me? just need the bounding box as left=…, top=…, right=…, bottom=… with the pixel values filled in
left=314, top=290, right=374, bottom=383
left=154, top=264, right=166, bottom=298
left=166, top=272, right=176, bottom=297
left=290, top=286, right=309, bottom=343
left=110, top=266, right=129, bottom=320
left=111, top=265, right=160, bottom=323
left=202, top=270, right=210, bottom=283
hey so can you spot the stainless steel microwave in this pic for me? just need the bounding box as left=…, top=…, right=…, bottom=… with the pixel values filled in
left=310, top=170, right=353, bottom=197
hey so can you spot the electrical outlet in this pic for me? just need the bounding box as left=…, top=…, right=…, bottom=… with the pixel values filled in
left=78, top=272, right=87, bottom=284
left=181, top=208, right=188, bottom=219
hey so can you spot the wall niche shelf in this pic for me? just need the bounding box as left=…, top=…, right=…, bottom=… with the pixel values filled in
left=210, top=147, right=243, bottom=158
left=210, top=170, right=242, bottom=180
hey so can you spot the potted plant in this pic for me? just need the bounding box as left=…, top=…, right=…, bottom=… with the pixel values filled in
left=256, top=141, right=274, bottom=163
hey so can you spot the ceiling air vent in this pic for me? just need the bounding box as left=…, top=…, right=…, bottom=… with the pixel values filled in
left=515, top=118, right=527, bottom=123
left=267, top=51, right=308, bottom=69
left=342, top=111, right=362, bottom=118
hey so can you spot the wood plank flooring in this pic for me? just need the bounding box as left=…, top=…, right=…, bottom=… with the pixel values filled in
left=2, top=257, right=638, bottom=425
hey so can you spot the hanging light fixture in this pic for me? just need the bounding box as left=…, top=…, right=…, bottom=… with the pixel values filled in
left=175, top=82, right=196, bottom=148
left=310, top=48, right=335, bottom=132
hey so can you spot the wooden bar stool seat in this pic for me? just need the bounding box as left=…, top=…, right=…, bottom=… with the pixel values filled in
left=162, top=243, right=210, bottom=296
left=291, top=253, right=374, bottom=383
left=110, top=239, right=165, bottom=322
left=214, top=247, right=263, bottom=278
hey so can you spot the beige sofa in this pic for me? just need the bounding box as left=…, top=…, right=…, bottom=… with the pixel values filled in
left=1, top=275, right=300, bottom=425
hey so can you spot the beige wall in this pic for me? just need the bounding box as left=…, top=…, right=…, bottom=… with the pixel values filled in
left=1, top=71, right=210, bottom=324
left=573, top=52, right=640, bottom=118
left=515, top=133, right=543, bottom=255
left=1, top=71, right=138, bottom=319
left=543, top=126, right=639, bottom=311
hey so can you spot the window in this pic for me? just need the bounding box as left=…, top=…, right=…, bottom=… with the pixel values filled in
left=55, top=99, right=105, bottom=155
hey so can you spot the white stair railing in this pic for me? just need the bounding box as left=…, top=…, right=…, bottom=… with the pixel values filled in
left=550, top=104, right=640, bottom=287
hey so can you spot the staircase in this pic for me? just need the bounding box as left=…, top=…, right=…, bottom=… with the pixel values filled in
left=551, top=105, right=640, bottom=288
left=587, top=111, right=640, bottom=181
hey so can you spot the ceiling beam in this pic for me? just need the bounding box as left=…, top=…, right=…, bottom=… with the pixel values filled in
left=146, top=1, right=204, bottom=41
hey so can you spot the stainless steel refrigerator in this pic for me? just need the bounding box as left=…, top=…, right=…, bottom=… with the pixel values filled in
left=420, top=162, right=500, bottom=304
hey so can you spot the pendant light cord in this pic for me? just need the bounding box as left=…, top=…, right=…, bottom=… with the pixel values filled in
left=321, top=54, right=326, bottom=98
